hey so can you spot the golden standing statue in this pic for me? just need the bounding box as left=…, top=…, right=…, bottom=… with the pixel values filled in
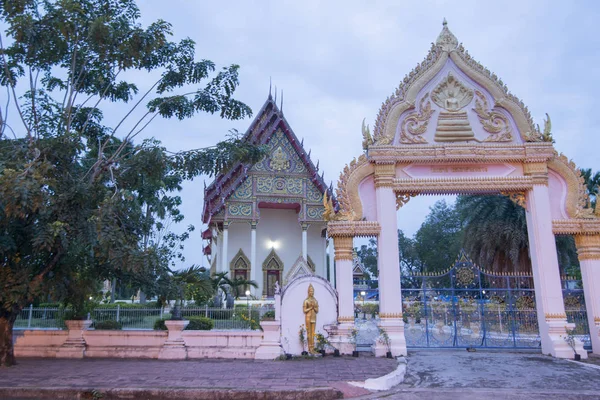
left=303, top=284, right=319, bottom=353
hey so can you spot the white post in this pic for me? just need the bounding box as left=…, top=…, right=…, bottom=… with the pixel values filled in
left=116, top=304, right=120, bottom=322
left=525, top=182, right=585, bottom=358
left=221, top=221, right=230, bottom=275
left=301, top=223, right=308, bottom=261
left=374, top=163, right=406, bottom=357
left=251, top=221, right=259, bottom=295
left=329, top=239, right=336, bottom=288
left=575, top=234, right=600, bottom=355
left=322, top=231, right=328, bottom=278
left=27, top=304, right=33, bottom=328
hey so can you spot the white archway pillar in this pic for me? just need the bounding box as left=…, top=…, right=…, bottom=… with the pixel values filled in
left=328, top=239, right=336, bottom=288
left=575, top=234, right=600, bottom=354
left=301, top=222, right=309, bottom=261
left=220, top=221, right=230, bottom=274
left=250, top=221, right=259, bottom=296
left=374, top=163, right=407, bottom=357
left=525, top=165, right=586, bottom=358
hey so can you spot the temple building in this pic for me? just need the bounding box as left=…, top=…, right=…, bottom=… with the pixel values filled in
left=202, top=94, right=336, bottom=298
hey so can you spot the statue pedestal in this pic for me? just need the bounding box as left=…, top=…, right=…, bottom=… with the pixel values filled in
left=546, top=321, right=587, bottom=359
left=373, top=318, right=407, bottom=357
left=159, top=320, right=189, bottom=360
left=57, top=320, right=92, bottom=358
left=324, top=322, right=355, bottom=355
left=255, top=320, right=284, bottom=360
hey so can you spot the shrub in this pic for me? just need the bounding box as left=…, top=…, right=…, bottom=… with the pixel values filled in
left=94, top=320, right=122, bottom=330
left=38, top=302, right=61, bottom=308
left=154, top=319, right=168, bottom=330
left=261, top=310, right=275, bottom=320
left=185, top=316, right=213, bottom=330
left=94, top=303, right=153, bottom=309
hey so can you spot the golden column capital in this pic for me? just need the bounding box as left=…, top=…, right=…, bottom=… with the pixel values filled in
left=575, top=234, right=600, bottom=260
left=332, top=236, right=354, bottom=261
left=523, top=162, right=548, bottom=186
left=374, top=162, right=396, bottom=188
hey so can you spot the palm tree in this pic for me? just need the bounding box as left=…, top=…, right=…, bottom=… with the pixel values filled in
left=455, top=195, right=579, bottom=274
left=168, top=265, right=213, bottom=318
left=211, top=272, right=258, bottom=301
left=456, top=195, right=529, bottom=274
left=580, top=168, right=600, bottom=209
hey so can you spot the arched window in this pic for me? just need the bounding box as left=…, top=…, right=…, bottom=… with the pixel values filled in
left=262, top=249, right=284, bottom=298
left=230, top=249, right=251, bottom=296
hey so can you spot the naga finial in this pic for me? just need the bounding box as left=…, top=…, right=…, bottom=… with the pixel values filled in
left=361, top=118, right=373, bottom=150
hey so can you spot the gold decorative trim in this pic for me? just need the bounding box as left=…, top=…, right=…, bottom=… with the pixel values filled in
left=396, top=193, right=418, bottom=209
left=379, top=313, right=404, bottom=319
left=501, top=192, right=526, bottom=209
left=574, top=235, right=600, bottom=260
left=545, top=313, right=567, bottom=320
left=368, top=143, right=555, bottom=164
left=328, top=221, right=381, bottom=238
left=338, top=316, right=354, bottom=322
left=393, top=176, right=533, bottom=195
left=548, top=153, right=595, bottom=219
left=594, top=316, right=600, bottom=324
left=523, top=162, right=547, bottom=175
left=333, top=236, right=353, bottom=261
left=552, top=219, right=600, bottom=235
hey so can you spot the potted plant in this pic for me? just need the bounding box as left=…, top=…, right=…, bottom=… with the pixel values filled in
left=261, top=310, right=275, bottom=321
left=564, top=328, right=581, bottom=361
left=299, top=325, right=308, bottom=356
left=378, top=327, right=393, bottom=358
left=348, top=327, right=359, bottom=357
left=315, top=332, right=330, bottom=356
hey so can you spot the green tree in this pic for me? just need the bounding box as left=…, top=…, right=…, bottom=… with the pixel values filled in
left=0, top=0, right=266, bottom=366
left=398, top=230, right=423, bottom=289
left=414, top=200, right=462, bottom=273
left=580, top=168, right=599, bottom=209
left=356, top=238, right=378, bottom=278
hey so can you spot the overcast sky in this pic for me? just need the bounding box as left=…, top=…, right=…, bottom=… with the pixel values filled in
left=5, top=1, right=596, bottom=269
left=126, top=0, right=600, bottom=269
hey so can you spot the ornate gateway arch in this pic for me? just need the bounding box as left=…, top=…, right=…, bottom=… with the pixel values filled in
left=326, top=21, right=600, bottom=358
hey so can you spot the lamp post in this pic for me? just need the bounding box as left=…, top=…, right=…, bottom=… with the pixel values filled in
left=245, top=290, right=251, bottom=321
left=361, top=290, right=366, bottom=306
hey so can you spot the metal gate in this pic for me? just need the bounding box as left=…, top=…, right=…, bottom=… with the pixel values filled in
left=562, top=276, right=592, bottom=350
left=401, top=251, right=541, bottom=349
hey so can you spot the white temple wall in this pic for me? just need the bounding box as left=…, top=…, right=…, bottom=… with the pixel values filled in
left=223, top=209, right=326, bottom=296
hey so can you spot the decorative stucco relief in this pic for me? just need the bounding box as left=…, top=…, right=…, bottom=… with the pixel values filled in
left=473, top=90, right=513, bottom=142
left=330, top=154, right=372, bottom=221
left=399, top=94, right=435, bottom=144
left=548, top=152, right=595, bottom=219
left=371, top=20, right=553, bottom=147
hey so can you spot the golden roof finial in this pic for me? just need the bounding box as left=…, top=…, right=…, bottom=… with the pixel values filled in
left=436, top=18, right=458, bottom=52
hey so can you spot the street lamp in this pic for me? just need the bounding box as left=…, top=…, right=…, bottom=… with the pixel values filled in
left=361, top=290, right=366, bottom=307
left=245, top=290, right=251, bottom=320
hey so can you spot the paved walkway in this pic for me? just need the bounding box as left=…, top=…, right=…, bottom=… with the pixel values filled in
left=358, top=351, right=600, bottom=400
left=0, top=356, right=397, bottom=399
left=3, top=352, right=600, bottom=399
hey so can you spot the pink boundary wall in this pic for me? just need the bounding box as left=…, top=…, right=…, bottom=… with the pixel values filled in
left=14, top=328, right=263, bottom=360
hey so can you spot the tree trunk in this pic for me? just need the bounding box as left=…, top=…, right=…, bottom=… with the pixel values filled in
left=0, top=314, right=17, bottom=367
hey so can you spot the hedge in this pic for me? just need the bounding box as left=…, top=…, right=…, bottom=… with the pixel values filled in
left=94, top=320, right=123, bottom=330
left=185, top=316, right=213, bottom=330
